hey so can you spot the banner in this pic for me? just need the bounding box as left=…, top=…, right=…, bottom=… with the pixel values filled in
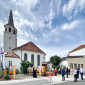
left=13, top=65, right=16, bottom=78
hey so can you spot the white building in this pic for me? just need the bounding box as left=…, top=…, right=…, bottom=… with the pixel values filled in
left=67, top=45, right=85, bottom=72
left=3, top=10, right=46, bottom=71
left=59, top=57, right=68, bottom=67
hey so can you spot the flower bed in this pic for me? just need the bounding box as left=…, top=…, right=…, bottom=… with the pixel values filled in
left=41, top=72, right=54, bottom=76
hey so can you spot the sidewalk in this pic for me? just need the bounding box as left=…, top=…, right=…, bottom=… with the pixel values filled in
left=0, top=74, right=85, bottom=85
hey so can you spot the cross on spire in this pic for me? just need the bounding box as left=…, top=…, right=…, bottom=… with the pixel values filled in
left=8, top=7, right=14, bottom=26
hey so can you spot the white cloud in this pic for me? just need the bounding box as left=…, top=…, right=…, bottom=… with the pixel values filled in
left=61, top=20, right=79, bottom=30
left=0, top=21, right=4, bottom=46
left=62, top=0, right=85, bottom=19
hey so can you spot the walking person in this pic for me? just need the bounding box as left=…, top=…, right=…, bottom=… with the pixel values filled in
left=66, top=67, right=68, bottom=78
left=80, top=67, right=84, bottom=80
left=61, top=67, right=65, bottom=81
left=54, top=68, right=57, bottom=76
left=77, top=68, right=79, bottom=78
left=74, top=68, right=77, bottom=82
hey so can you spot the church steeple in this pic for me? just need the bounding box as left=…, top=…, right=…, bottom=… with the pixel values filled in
left=8, top=9, right=14, bottom=26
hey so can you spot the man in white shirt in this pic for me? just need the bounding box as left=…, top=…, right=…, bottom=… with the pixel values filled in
left=74, top=68, right=77, bottom=82
left=80, top=67, right=84, bottom=80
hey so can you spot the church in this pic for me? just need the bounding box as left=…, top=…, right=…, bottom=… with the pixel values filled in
left=3, top=10, right=46, bottom=71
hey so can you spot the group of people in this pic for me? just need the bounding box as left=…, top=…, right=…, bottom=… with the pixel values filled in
left=59, top=67, right=84, bottom=82
left=74, top=67, right=84, bottom=82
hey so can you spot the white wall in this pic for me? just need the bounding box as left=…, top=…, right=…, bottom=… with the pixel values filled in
left=13, top=49, right=46, bottom=66
left=69, top=48, right=85, bottom=56
left=5, top=57, right=21, bottom=71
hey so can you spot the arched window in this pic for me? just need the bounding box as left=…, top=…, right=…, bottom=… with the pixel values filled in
left=24, top=53, right=27, bottom=61
left=31, top=54, right=34, bottom=65
left=13, top=30, right=15, bottom=34
left=37, top=55, right=40, bottom=66
left=9, top=27, right=11, bottom=32
left=5, top=27, right=7, bottom=32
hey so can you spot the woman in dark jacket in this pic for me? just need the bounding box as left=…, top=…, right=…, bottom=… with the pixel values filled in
left=33, top=67, right=37, bottom=78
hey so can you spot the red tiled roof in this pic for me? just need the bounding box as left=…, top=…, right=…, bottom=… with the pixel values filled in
left=5, top=52, right=19, bottom=58
left=13, top=41, right=46, bottom=54
left=69, top=45, right=85, bottom=53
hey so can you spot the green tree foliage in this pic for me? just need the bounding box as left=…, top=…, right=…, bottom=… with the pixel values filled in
left=50, top=55, right=62, bottom=69
left=20, top=60, right=33, bottom=74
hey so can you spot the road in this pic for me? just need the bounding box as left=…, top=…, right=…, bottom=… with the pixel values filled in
left=54, top=80, right=85, bottom=85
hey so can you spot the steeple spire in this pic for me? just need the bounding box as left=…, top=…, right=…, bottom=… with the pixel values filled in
left=8, top=8, right=14, bottom=26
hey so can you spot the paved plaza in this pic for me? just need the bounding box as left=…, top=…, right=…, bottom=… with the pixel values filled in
left=0, top=74, right=85, bottom=85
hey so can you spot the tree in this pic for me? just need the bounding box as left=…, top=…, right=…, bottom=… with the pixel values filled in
left=20, top=60, right=33, bottom=74
left=50, top=55, right=62, bottom=69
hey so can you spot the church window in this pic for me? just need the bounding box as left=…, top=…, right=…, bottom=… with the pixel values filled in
left=31, top=54, right=34, bottom=65
left=9, top=27, right=11, bottom=32
left=37, top=55, right=40, bottom=66
left=13, top=30, right=15, bottom=34
left=9, top=47, right=11, bottom=49
left=9, top=61, right=12, bottom=66
left=24, top=53, right=27, bottom=61
left=5, top=27, right=7, bottom=32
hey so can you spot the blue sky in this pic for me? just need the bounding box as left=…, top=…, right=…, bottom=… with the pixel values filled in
left=0, top=0, right=85, bottom=61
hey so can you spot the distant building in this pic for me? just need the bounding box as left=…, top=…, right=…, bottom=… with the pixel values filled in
left=67, top=45, right=85, bottom=72
left=59, top=57, right=68, bottom=67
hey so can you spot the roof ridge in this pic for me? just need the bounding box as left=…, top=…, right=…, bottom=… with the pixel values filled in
left=69, top=44, right=85, bottom=53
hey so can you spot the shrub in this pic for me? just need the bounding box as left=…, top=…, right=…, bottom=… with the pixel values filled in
left=43, top=72, right=47, bottom=76
left=20, top=60, right=33, bottom=74
left=4, top=74, right=9, bottom=80
left=16, top=69, right=19, bottom=74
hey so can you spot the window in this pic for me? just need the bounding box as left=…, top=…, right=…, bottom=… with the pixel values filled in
left=9, top=28, right=11, bottom=32
left=74, top=64, right=77, bottom=68
left=9, top=61, right=12, bottom=66
left=9, top=37, right=11, bottom=39
left=9, top=47, right=11, bottom=49
left=31, top=54, right=34, bottom=65
left=5, top=27, right=7, bottom=32
left=78, top=64, right=80, bottom=69
left=24, top=53, right=27, bottom=61
left=37, top=55, right=40, bottom=66
left=13, top=30, right=15, bottom=34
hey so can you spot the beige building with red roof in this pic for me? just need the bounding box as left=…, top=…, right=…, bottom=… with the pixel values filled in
left=67, top=45, right=85, bottom=73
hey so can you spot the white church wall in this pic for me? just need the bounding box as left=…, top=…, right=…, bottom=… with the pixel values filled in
left=13, top=49, right=22, bottom=59
left=4, top=32, right=17, bottom=53
left=14, top=49, right=45, bottom=66
left=69, top=48, right=85, bottom=56
left=21, top=50, right=45, bottom=66
left=5, top=57, right=21, bottom=71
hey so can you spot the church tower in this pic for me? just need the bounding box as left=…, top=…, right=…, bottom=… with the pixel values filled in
left=3, top=9, right=17, bottom=53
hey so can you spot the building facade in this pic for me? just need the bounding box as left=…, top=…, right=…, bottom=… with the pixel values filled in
left=67, top=45, right=85, bottom=72
left=3, top=10, right=46, bottom=71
